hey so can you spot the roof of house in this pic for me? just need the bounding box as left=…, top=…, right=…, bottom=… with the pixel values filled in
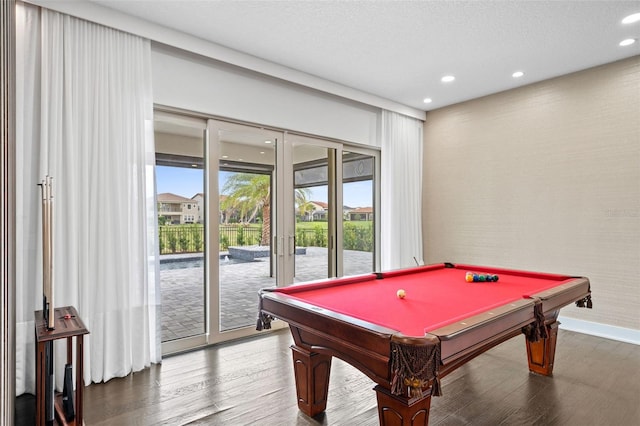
left=157, top=192, right=192, bottom=203
left=350, top=207, right=373, bottom=213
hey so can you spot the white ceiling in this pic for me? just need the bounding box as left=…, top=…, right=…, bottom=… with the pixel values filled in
left=90, top=0, right=640, bottom=111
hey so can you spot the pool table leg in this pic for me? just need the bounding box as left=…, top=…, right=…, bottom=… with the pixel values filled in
left=290, top=345, right=332, bottom=417
left=375, top=385, right=431, bottom=426
left=525, top=318, right=559, bottom=376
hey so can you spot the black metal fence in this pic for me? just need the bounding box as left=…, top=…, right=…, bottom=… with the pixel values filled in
left=159, top=223, right=371, bottom=254
left=219, top=226, right=262, bottom=250
left=159, top=225, right=263, bottom=254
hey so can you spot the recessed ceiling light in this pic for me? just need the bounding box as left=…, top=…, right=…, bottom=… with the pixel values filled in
left=221, top=155, right=228, bottom=159
left=620, top=38, right=636, bottom=46
left=264, top=140, right=272, bottom=144
left=441, top=75, right=455, bottom=83
left=622, top=12, right=640, bottom=24
left=512, top=71, right=524, bottom=78
left=423, top=98, right=433, bottom=104
left=260, top=151, right=265, bottom=155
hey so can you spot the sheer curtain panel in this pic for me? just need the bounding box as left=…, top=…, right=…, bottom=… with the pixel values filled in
left=15, top=3, right=160, bottom=394
left=380, top=110, right=424, bottom=270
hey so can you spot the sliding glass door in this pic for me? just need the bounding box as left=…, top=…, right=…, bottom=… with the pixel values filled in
left=210, top=121, right=280, bottom=337
left=154, top=112, right=208, bottom=353
left=208, top=120, right=283, bottom=342
left=287, top=135, right=379, bottom=281
left=156, top=112, right=379, bottom=351
left=288, top=134, right=339, bottom=281
left=342, top=149, right=377, bottom=276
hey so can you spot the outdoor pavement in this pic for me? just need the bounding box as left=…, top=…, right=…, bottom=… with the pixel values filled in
left=160, top=247, right=374, bottom=342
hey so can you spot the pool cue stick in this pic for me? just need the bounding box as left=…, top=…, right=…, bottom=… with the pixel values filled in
left=48, top=176, right=54, bottom=330
left=39, top=176, right=55, bottom=329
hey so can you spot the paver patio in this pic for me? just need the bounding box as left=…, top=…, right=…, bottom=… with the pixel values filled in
left=160, top=247, right=374, bottom=342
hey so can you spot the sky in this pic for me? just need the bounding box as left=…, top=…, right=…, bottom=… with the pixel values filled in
left=156, top=166, right=373, bottom=207
left=156, top=166, right=204, bottom=198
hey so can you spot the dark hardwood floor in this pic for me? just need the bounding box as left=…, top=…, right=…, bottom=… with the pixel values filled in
left=16, top=328, right=640, bottom=425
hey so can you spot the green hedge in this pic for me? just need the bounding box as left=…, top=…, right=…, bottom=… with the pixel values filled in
left=159, top=222, right=373, bottom=254
left=295, top=222, right=373, bottom=252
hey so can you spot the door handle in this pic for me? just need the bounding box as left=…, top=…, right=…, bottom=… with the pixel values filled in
left=272, top=236, right=283, bottom=256
left=289, top=235, right=295, bottom=255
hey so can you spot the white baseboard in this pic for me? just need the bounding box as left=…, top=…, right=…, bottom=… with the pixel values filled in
left=558, top=316, right=640, bottom=345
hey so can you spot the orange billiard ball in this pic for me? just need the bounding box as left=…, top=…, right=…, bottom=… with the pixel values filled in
left=396, top=289, right=406, bottom=299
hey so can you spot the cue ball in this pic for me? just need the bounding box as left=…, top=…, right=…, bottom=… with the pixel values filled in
left=396, top=289, right=406, bottom=299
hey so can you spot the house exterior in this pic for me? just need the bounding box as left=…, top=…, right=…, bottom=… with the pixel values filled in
left=300, top=201, right=328, bottom=221
left=348, top=207, right=373, bottom=221
left=191, top=193, right=204, bottom=223
left=298, top=203, right=373, bottom=221
left=158, top=192, right=199, bottom=224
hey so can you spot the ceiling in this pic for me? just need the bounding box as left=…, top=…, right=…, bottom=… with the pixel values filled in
left=90, top=0, right=640, bottom=111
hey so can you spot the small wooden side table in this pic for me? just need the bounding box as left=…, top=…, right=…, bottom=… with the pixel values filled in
left=35, top=306, right=89, bottom=425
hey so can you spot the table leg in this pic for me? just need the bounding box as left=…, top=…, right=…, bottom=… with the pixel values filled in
left=35, top=340, right=45, bottom=425
left=76, top=335, right=84, bottom=424
left=526, top=320, right=559, bottom=376
left=375, top=385, right=431, bottom=426
left=290, top=345, right=332, bottom=417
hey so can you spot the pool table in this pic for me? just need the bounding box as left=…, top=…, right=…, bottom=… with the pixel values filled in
left=257, top=262, right=592, bottom=426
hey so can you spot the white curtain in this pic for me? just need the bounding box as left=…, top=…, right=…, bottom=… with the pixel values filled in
left=380, top=110, right=424, bottom=270
left=15, top=3, right=161, bottom=395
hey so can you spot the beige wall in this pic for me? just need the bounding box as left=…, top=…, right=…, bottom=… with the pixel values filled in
left=423, top=56, right=640, bottom=331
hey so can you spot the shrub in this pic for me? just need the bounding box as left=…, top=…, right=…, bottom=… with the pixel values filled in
left=343, top=222, right=373, bottom=252
left=237, top=226, right=246, bottom=246
left=193, top=229, right=202, bottom=252
left=296, top=229, right=308, bottom=247
left=168, top=232, right=177, bottom=253
left=220, top=234, right=229, bottom=250
left=313, top=225, right=327, bottom=247
left=178, top=232, right=189, bottom=252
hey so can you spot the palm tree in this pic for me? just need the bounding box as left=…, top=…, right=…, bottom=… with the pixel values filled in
left=221, top=173, right=270, bottom=244
left=221, top=172, right=310, bottom=246
left=298, top=200, right=314, bottom=222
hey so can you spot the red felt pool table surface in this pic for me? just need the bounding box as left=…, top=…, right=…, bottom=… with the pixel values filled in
left=276, top=263, right=577, bottom=337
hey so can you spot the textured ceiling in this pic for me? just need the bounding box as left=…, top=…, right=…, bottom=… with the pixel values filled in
left=90, top=0, right=640, bottom=111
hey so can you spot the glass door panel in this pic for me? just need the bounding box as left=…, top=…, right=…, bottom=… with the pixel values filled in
left=342, top=151, right=376, bottom=276
left=289, top=136, right=339, bottom=282
left=210, top=121, right=279, bottom=335
left=154, top=112, right=207, bottom=347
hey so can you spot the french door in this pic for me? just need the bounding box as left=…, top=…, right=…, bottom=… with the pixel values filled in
left=157, top=113, right=378, bottom=352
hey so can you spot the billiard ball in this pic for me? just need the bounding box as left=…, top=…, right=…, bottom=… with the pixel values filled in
left=396, top=289, right=406, bottom=299
left=465, top=272, right=474, bottom=282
